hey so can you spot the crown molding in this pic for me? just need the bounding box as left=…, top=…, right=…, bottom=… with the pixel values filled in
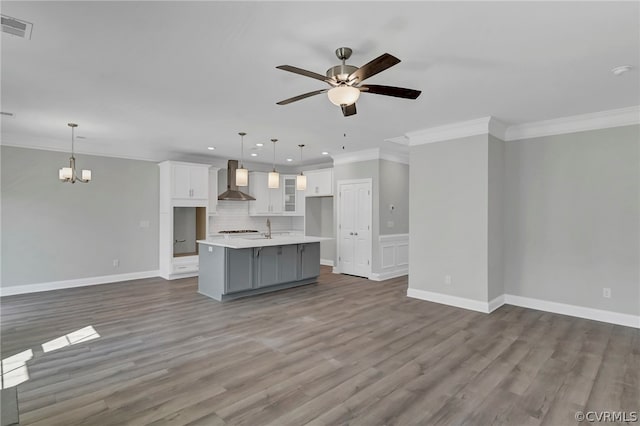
left=332, top=148, right=380, bottom=165
left=379, top=150, right=409, bottom=165
left=398, top=106, right=640, bottom=147
left=384, top=135, right=409, bottom=145
left=331, top=147, right=409, bottom=166
left=406, top=117, right=494, bottom=146
left=504, top=105, right=640, bottom=141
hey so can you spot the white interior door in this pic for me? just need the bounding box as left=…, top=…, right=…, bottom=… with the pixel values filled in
left=353, top=183, right=371, bottom=277
left=338, top=180, right=371, bottom=278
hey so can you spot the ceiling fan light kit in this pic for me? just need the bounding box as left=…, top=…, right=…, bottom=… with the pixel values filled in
left=327, top=85, right=360, bottom=106
left=276, top=47, right=421, bottom=117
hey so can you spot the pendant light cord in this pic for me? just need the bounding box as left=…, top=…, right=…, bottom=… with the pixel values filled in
left=239, top=132, right=246, bottom=167
left=298, top=144, right=305, bottom=174
left=271, top=139, right=277, bottom=172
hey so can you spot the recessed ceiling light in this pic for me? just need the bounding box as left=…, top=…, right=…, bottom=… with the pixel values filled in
left=207, top=146, right=215, bottom=150
left=321, top=151, right=329, bottom=155
left=256, top=143, right=264, bottom=147
left=611, top=65, right=633, bottom=76
left=286, top=158, right=293, bottom=162
left=251, top=153, right=258, bottom=157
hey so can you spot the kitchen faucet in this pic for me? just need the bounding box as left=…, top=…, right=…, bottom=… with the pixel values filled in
left=265, top=218, right=272, bottom=239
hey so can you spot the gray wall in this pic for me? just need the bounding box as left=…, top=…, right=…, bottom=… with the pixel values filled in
left=504, top=125, right=640, bottom=315
left=408, top=135, right=489, bottom=301
left=1, top=146, right=159, bottom=287
left=379, top=159, right=410, bottom=235
left=488, top=135, right=505, bottom=300
left=305, top=196, right=335, bottom=262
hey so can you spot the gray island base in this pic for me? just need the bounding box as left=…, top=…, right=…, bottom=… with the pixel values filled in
left=198, top=239, right=322, bottom=301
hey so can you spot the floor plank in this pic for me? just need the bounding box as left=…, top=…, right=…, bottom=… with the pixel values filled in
left=1, top=268, right=638, bottom=425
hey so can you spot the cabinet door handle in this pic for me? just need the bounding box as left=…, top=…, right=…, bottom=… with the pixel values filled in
left=349, top=232, right=354, bottom=236
left=354, top=232, right=358, bottom=236
left=256, top=248, right=262, bottom=257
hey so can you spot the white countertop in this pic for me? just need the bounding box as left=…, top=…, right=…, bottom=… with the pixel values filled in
left=197, top=235, right=332, bottom=249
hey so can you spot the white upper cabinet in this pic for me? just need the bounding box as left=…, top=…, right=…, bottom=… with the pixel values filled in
left=305, top=168, right=334, bottom=197
left=249, top=172, right=307, bottom=216
left=249, top=172, right=283, bottom=215
left=208, top=167, right=220, bottom=214
left=171, top=163, right=210, bottom=201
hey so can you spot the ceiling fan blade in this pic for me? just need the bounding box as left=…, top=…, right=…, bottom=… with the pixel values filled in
left=341, top=103, right=357, bottom=117
left=348, top=53, right=401, bottom=83
left=360, top=84, right=421, bottom=99
left=276, top=65, right=332, bottom=83
left=276, top=89, right=327, bottom=105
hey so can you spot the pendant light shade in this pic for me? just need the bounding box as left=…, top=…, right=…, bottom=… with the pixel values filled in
left=296, top=144, right=307, bottom=191
left=59, top=123, right=91, bottom=184
left=296, top=174, right=307, bottom=191
left=268, top=138, right=280, bottom=189
left=236, top=132, right=248, bottom=187
left=236, top=168, right=248, bottom=187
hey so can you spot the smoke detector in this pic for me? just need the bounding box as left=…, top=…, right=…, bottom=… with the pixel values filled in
left=1, top=15, right=33, bottom=39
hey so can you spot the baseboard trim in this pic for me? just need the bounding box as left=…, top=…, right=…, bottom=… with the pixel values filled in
left=320, top=259, right=335, bottom=267
left=0, top=270, right=161, bottom=297
left=488, top=294, right=505, bottom=313
left=369, top=268, right=408, bottom=281
left=504, top=294, right=640, bottom=329
left=406, top=288, right=491, bottom=313
left=405, top=288, right=639, bottom=328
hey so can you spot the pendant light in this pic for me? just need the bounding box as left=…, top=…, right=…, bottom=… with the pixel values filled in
left=236, top=132, right=248, bottom=187
left=59, top=123, right=91, bottom=184
left=268, top=138, right=280, bottom=189
left=296, top=144, right=307, bottom=191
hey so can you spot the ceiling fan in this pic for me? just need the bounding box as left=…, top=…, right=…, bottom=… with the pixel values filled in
left=276, top=47, right=422, bottom=117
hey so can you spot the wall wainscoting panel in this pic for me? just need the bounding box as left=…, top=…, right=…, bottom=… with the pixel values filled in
left=0, top=270, right=161, bottom=297
left=370, top=234, right=409, bottom=281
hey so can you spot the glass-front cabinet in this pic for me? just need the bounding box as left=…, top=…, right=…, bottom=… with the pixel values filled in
left=282, top=175, right=304, bottom=216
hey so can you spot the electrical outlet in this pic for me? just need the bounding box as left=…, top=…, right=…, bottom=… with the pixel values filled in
left=387, top=221, right=394, bottom=228
left=445, top=275, right=452, bottom=285
left=113, top=259, right=119, bottom=268
left=139, top=220, right=150, bottom=228
left=602, top=287, right=611, bottom=298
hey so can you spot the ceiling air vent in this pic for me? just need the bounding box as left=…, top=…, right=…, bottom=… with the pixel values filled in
left=1, top=15, right=33, bottom=39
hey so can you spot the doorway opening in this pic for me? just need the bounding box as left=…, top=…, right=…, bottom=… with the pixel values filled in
left=173, top=206, right=206, bottom=257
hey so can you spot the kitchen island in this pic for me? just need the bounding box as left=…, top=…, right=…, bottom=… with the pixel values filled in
left=197, top=236, right=327, bottom=301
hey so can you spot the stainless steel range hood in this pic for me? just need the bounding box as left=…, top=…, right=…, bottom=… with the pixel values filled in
left=218, top=160, right=255, bottom=201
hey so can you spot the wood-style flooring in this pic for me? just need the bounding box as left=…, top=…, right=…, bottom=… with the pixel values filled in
left=1, top=267, right=638, bottom=425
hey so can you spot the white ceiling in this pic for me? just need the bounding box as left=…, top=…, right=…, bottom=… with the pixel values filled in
left=1, top=1, right=639, bottom=165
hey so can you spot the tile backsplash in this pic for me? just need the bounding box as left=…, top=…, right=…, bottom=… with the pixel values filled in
left=209, top=201, right=304, bottom=235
